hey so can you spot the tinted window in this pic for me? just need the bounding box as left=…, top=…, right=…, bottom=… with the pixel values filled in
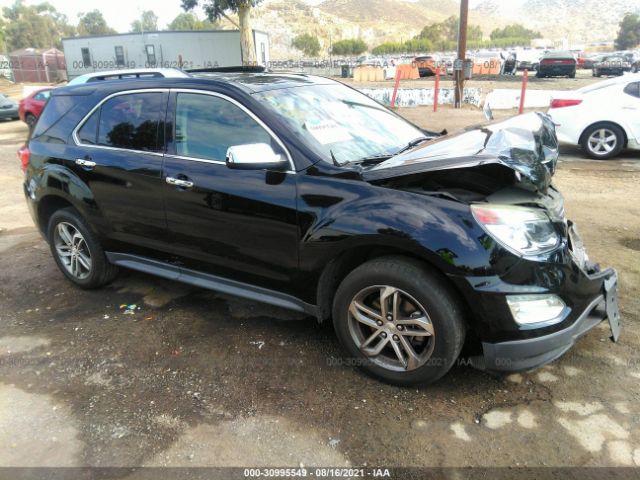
left=77, top=109, right=99, bottom=144
left=97, top=92, right=164, bottom=151
left=175, top=93, right=272, bottom=161
left=31, top=95, right=77, bottom=139
left=623, top=82, right=640, bottom=98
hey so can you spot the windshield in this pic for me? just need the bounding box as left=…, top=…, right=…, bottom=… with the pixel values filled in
left=254, top=84, right=425, bottom=166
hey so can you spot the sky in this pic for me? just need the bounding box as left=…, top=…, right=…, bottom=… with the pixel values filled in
left=0, top=0, right=512, bottom=34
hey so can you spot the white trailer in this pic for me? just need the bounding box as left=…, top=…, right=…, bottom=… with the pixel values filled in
left=62, top=30, right=270, bottom=80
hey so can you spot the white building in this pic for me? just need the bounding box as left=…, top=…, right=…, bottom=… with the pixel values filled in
left=62, top=30, right=270, bottom=79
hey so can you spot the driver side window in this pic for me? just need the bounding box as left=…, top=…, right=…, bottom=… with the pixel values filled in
left=174, top=93, right=276, bottom=161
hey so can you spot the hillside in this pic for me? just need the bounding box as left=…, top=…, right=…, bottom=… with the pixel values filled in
left=220, top=0, right=640, bottom=58
left=473, top=0, right=640, bottom=46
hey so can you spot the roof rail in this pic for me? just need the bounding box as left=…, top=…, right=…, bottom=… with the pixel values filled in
left=186, top=65, right=267, bottom=74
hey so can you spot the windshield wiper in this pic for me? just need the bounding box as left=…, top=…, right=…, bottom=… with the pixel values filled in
left=394, top=137, right=430, bottom=156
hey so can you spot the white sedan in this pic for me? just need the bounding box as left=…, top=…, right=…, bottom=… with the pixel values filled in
left=548, top=74, right=640, bottom=159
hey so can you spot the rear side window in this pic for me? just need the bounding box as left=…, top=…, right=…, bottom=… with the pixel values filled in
left=78, top=92, right=165, bottom=151
left=31, top=95, right=76, bottom=139
left=623, top=82, right=640, bottom=98
left=174, top=93, right=273, bottom=161
left=77, top=109, right=99, bottom=144
left=33, top=90, right=51, bottom=101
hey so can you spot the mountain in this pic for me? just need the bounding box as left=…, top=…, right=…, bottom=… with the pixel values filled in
left=473, top=0, right=640, bottom=46
left=221, top=0, right=640, bottom=58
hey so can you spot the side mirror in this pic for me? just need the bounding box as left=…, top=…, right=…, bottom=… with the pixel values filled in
left=226, top=143, right=287, bottom=171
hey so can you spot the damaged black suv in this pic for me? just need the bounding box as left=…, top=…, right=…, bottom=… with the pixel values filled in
left=22, top=73, right=621, bottom=385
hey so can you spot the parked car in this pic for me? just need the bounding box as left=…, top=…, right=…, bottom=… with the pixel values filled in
left=413, top=56, right=437, bottom=77
left=548, top=74, right=640, bottom=159
left=583, top=54, right=605, bottom=70
left=18, top=88, right=52, bottom=129
left=66, top=68, right=188, bottom=86
left=22, top=73, right=620, bottom=385
left=592, top=56, right=628, bottom=77
left=0, top=93, right=19, bottom=121
left=536, top=51, right=577, bottom=78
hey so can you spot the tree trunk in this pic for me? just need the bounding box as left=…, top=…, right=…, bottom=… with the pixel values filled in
left=238, top=4, right=256, bottom=66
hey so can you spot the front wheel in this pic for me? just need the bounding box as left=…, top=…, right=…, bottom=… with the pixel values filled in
left=581, top=123, right=625, bottom=160
left=47, top=208, right=118, bottom=289
left=332, top=257, right=466, bottom=386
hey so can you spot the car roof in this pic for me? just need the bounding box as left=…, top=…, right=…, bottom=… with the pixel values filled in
left=55, top=72, right=339, bottom=96
left=578, top=72, right=640, bottom=93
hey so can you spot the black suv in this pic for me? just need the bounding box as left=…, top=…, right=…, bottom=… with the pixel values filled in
left=22, top=73, right=620, bottom=385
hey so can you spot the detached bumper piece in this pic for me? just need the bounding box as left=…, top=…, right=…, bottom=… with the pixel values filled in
left=478, top=268, right=621, bottom=373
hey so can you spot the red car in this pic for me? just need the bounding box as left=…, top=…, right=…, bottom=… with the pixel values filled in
left=18, top=88, right=52, bottom=129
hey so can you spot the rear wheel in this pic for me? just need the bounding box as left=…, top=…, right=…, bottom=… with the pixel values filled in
left=581, top=123, right=625, bottom=160
left=332, top=257, right=465, bottom=386
left=47, top=208, right=118, bottom=289
left=25, top=113, right=36, bottom=129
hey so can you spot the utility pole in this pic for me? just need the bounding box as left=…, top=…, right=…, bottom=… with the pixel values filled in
left=455, top=0, right=469, bottom=108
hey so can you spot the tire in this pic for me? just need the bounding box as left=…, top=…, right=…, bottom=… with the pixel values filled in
left=580, top=122, right=625, bottom=160
left=332, top=256, right=465, bottom=386
left=47, top=207, right=118, bottom=289
left=25, top=113, right=36, bottom=129
left=569, top=72, right=576, bottom=78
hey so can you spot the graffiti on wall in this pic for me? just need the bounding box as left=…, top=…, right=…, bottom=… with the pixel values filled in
left=359, top=87, right=482, bottom=108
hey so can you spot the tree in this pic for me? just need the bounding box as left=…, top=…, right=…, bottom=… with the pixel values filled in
left=331, top=39, right=367, bottom=56
left=292, top=33, right=320, bottom=57
left=418, top=16, right=482, bottom=51
left=130, top=10, right=159, bottom=33
left=490, top=24, right=540, bottom=41
left=2, top=1, right=75, bottom=50
left=615, top=13, right=640, bottom=50
left=181, top=0, right=264, bottom=65
left=77, top=10, right=117, bottom=36
left=167, top=12, right=217, bottom=30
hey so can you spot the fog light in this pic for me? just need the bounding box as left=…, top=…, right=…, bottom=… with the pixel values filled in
left=506, top=294, right=568, bottom=327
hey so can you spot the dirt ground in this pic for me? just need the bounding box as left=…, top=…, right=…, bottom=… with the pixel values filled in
left=0, top=101, right=639, bottom=473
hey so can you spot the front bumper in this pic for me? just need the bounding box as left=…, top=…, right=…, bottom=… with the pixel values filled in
left=457, top=222, right=622, bottom=373
left=477, top=268, right=620, bottom=372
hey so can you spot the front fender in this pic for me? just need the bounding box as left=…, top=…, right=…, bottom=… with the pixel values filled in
left=297, top=173, right=517, bottom=280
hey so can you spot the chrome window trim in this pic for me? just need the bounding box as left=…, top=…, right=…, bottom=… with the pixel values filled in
left=170, top=88, right=295, bottom=172
left=72, top=87, right=296, bottom=173
left=72, top=88, right=168, bottom=156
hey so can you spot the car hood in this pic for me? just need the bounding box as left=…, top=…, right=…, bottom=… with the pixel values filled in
left=362, top=112, right=559, bottom=192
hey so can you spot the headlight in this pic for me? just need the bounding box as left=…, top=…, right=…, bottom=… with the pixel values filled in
left=471, top=204, right=560, bottom=256
left=506, top=294, right=568, bottom=326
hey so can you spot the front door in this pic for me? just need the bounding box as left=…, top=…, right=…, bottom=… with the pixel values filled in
left=161, top=91, right=299, bottom=293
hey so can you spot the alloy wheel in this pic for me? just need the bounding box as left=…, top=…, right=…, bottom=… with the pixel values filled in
left=587, top=128, right=617, bottom=156
left=347, top=285, right=435, bottom=372
left=53, top=222, right=92, bottom=280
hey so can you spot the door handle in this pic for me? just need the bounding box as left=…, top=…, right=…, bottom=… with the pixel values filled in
left=166, top=176, right=194, bottom=188
left=75, top=158, right=96, bottom=168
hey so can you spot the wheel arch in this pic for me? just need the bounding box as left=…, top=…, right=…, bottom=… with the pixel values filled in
left=315, top=245, right=473, bottom=329
left=36, top=194, right=76, bottom=238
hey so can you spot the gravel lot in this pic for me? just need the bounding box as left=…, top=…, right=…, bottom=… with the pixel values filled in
left=0, top=100, right=639, bottom=471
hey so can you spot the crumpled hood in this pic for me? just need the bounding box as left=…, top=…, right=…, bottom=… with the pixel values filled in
left=362, top=112, right=559, bottom=192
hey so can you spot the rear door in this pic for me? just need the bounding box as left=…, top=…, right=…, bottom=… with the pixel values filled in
left=66, top=89, right=171, bottom=254
left=161, top=90, right=299, bottom=293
